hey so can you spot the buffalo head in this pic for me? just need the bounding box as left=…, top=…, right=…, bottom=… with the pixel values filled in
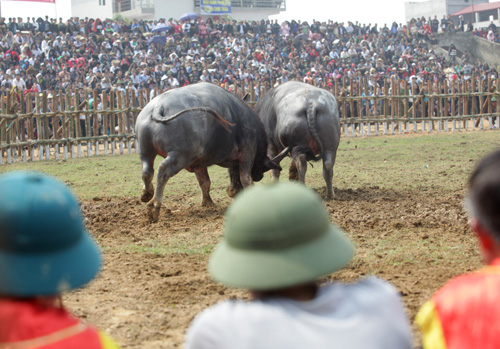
left=251, top=146, right=291, bottom=181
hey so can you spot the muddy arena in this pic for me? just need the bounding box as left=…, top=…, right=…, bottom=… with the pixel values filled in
left=61, top=139, right=483, bottom=349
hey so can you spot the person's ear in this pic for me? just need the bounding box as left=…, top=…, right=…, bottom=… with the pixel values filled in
left=471, top=218, right=496, bottom=262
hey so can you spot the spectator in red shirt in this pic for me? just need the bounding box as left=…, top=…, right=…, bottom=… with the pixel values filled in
left=417, top=150, right=500, bottom=348
left=0, top=171, right=120, bottom=349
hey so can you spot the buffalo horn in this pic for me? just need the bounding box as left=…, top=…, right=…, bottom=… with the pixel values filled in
left=271, top=146, right=291, bottom=164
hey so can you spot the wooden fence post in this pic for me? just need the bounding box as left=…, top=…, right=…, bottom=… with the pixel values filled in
left=117, top=91, right=124, bottom=155
left=102, top=90, right=109, bottom=155
left=110, top=90, right=117, bottom=155
left=52, top=91, right=59, bottom=160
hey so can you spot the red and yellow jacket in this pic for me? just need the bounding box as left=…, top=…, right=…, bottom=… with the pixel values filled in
left=416, top=258, right=500, bottom=349
left=0, top=299, right=119, bottom=349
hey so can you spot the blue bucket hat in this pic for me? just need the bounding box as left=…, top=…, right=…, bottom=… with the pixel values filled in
left=0, top=171, right=101, bottom=297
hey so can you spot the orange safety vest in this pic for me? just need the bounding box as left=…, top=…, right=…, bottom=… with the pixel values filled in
left=0, top=299, right=119, bottom=349
left=416, top=258, right=500, bottom=349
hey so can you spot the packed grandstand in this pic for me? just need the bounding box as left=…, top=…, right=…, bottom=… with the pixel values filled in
left=0, top=15, right=498, bottom=98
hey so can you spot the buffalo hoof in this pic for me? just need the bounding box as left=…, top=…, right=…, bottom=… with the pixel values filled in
left=147, top=201, right=161, bottom=223
left=323, top=189, right=335, bottom=201
left=141, top=190, right=154, bottom=203
left=202, top=198, right=215, bottom=207
left=226, top=186, right=241, bottom=198
left=148, top=208, right=160, bottom=223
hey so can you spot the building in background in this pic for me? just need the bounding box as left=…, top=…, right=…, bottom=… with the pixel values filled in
left=451, top=1, right=500, bottom=28
left=405, top=0, right=488, bottom=23
left=71, top=0, right=286, bottom=21
left=72, top=0, right=114, bottom=19
left=113, top=0, right=154, bottom=19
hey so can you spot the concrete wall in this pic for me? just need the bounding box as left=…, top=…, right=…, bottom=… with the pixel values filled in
left=154, top=0, right=193, bottom=20
left=437, top=32, right=500, bottom=69
left=118, top=8, right=154, bottom=20
left=72, top=0, right=113, bottom=19
left=405, top=0, right=447, bottom=22
left=226, top=8, right=281, bottom=21
left=474, top=18, right=500, bottom=29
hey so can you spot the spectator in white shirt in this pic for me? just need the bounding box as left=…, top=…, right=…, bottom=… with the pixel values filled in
left=185, top=182, right=413, bottom=349
left=12, top=74, right=26, bottom=91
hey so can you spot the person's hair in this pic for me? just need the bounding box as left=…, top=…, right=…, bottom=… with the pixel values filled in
left=465, top=150, right=500, bottom=240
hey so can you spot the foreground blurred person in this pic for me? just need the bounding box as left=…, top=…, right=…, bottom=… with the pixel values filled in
left=0, top=171, right=119, bottom=349
left=416, top=149, right=500, bottom=349
left=185, top=182, right=412, bottom=349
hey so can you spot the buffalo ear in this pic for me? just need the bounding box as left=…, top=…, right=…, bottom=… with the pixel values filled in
left=263, top=157, right=282, bottom=172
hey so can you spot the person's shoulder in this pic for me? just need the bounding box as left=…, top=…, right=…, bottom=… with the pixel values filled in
left=418, top=268, right=500, bottom=332
left=435, top=267, right=500, bottom=299
left=185, top=299, right=247, bottom=348
left=96, top=329, right=121, bottom=349
left=191, top=298, right=265, bottom=327
left=335, top=276, right=401, bottom=303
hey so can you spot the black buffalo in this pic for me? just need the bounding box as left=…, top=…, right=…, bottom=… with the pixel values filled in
left=255, top=81, right=341, bottom=199
left=135, top=83, right=285, bottom=221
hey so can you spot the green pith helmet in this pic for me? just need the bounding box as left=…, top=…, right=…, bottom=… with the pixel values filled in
left=0, top=171, right=101, bottom=297
left=209, top=182, right=354, bottom=291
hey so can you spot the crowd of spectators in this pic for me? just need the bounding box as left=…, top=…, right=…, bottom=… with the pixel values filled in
left=0, top=14, right=498, bottom=99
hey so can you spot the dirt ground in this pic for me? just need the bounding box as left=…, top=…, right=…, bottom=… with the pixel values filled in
left=63, top=181, right=480, bottom=349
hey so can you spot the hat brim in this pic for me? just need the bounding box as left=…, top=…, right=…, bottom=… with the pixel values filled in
left=209, top=225, right=354, bottom=291
left=0, top=231, right=101, bottom=297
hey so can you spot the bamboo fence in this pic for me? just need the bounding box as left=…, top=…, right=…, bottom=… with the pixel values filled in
left=1, top=75, right=499, bottom=164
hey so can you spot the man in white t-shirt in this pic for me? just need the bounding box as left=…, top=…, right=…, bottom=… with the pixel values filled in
left=182, top=21, right=191, bottom=35
left=167, top=72, right=179, bottom=88
left=185, top=182, right=413, bottom=349
left=12, top=74, right=26, bottom=91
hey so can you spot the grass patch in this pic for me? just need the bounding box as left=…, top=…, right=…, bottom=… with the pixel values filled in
left=103, top=238, right=215, bottom=256
left=1, top=131, right=499, bottom=200
left=331, top=132, right=500, bottom=191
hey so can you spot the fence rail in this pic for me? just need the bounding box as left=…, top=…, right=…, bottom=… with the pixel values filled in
left=1, top=76, right=499, bottom=164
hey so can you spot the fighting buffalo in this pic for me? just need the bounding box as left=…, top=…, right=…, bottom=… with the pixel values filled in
left=255, top=81, right=341, bottom=199
left=135, top=82, right=286, bottom=222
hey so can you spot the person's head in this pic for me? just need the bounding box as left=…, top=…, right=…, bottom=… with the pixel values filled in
left=0, top=171, right=101, bottom=298
left=209, top=182, right=354, bottom=294
left=465, top=150, right=500, bottom=263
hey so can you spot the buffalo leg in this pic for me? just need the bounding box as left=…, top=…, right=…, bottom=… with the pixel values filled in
left=239, top=160, right=254, bottom=188
left=148, top=151, right=185, bottom=222
left=289, top=160, right=299, bottom=181
left=195, top=168, right=214, bottom=207
left=268, top=146, right=281, bottom=180
left=322, top=150, right=337, bottom=200
left=140, top=153, right=155, bottom=203
left=227, top=166, right=243, bottom=198
left=293, top=152, right=308, bottom=183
